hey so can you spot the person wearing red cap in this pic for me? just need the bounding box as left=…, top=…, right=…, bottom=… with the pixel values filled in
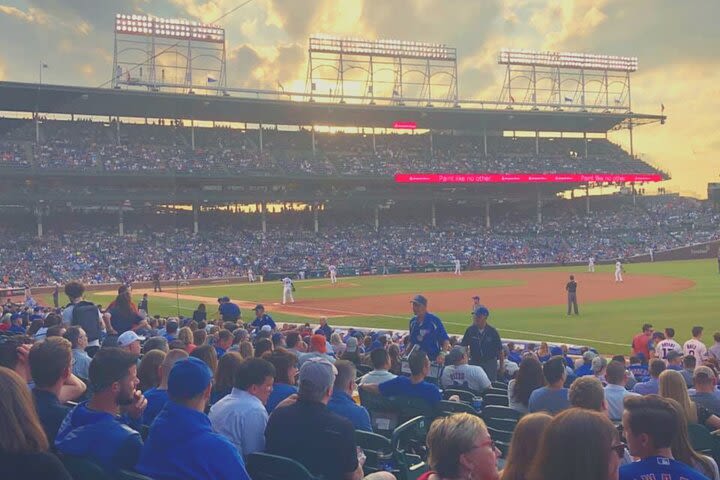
left=299, top=334, right=335, bottom=367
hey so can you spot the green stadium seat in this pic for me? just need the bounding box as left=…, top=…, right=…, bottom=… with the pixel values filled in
left=484, top=387, right=509, bottom=396
left=481, top=405, right=523, bottom=421
left=688, top=423, right=720, bottom=463
left=437, top=400, right=478, bottom=416
left=491, top=381, right=509, bottom=389
left=245, top=452, right=320, bottom=480
left=359, top=388, right=401, bottom=436
left=356, top=430, right=394, bottom=474
left=442, top=388, right=476, bottom=403
left=486, top=426, right=513, bottom=443
left=391, top=416, right=430, bottom=480
left=483, top=394, right=509, bottom=407
left=60, top=455, right=110, bottom=480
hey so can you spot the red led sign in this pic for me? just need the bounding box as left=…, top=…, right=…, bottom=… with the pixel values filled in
left=394, top=173, right=664, bottom=183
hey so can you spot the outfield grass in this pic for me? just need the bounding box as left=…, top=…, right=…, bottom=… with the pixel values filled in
left=40, top=259, right=720, bottom=356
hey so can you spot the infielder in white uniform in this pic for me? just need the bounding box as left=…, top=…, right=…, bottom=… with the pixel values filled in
left=588, top=256, right=595, bottom=273
left=614, top=260, right=624, bottom=283
left=454, top=259, right=461, bottom=275
left=247, top=267, right=256, bottom=283
left=282, top=276, right=295, bottom=304
left=683, top=327, right=708, bottom=360
left=329, top=265, right=337, bottom=284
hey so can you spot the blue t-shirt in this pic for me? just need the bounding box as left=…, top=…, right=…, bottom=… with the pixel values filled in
left=575, top=363, right=594, bottom=377
left=327, top=391, right=372, bottom=432
left=628, top=363, right=650, bottom=382
left=251, top=314, right=276, bottom=331
left=528, top=387, right=571, bottom=414
left=219, top=302, right=241, bottom=321
left=142, top=388, right=169, bottom=426
left=378, top=376, right=442, bottom=405
left=409, top=313, right=449, bottom=359
left=266, top=383, right=298, bottom=413
left=620, top=456, right=710, bottom=480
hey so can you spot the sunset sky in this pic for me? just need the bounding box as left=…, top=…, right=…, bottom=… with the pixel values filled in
left=0, top=0, right=718, bottom=197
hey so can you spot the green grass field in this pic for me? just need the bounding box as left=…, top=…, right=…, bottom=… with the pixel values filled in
left=41, top=259, right=720, bottom=355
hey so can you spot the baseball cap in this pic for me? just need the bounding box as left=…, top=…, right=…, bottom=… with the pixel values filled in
left=310, top=334, right=327, bottom=353
left=471, top=295, right=480, bottom=300
left=667, top=351, right=683, bottom=361
left=261, top=325, right=272, bottom=333
left=583, top=350, right=598, bottom=362
left=445, top=346, right=466, bottom=365
left=346, top=336, right=359, bottom=353
left=550, top=346, right=563, bottom=356
left=168, top=357, right=212, bottom=399
left=221, top=296, right=230, bottom=302
left=410, top=295, right=427, bottom=306
left=473, top=306, right=490, bottom=317
left=299, top=357, right=337, bottom=392
left=117, top=331, right=145, bottom=347
left=254, top=304, right=264, bottom=311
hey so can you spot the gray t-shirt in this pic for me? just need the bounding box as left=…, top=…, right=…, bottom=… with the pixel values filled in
left=528, top=386, right=571, bottom=414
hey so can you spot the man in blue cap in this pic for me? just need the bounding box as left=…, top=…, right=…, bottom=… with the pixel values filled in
left=408, top=294, right=450, bottom=363
left=461, top=305, right=503, bottom=382
left=250, top=304, right=276, bottom=332
left=136, top=357, right=250, bottom=480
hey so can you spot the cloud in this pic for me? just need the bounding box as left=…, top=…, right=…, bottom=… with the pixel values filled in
left=0, top=4, right=48, bottom=24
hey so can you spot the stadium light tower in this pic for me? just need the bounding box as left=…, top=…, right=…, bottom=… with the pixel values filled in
left=306, top=34, right=459, bottom=106
left=112, top=13, right=227, bottom=94
left=497, top=49, right=637, bottom=113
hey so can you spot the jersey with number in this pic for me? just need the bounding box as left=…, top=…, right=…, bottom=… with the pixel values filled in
left=282, top=277, right=293, bottom=289
left=683, top=339, right=708, bottom=360
left=329, top=265, right=336, bottom=274
left=655, top=339, right=682, bottom=360
left=619, top=455, right=709, bottom=480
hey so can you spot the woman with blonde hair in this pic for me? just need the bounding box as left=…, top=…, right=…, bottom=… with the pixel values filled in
left=0, top=367, right=72, bottom=479
left=529, top=408, right=622, bottom=480
left=418, top=413, right=500, bottom=480
left=665, top=397, right=720, bottom=479
left=239, top=340, right=254, bottom=359
left=178, top=326, right=195, bottom=354
left=501, top=413, right=553, bottom=480
left=137, top=349, right=166, bottom=392
left=658, top=369, right=720, bottom=430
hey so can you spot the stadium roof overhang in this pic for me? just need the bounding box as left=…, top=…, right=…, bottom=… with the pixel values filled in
left=0, top=81, right=664, bottom=133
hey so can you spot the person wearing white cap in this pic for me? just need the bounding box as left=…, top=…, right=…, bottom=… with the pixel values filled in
left=118, top=331, right=145, bottom=356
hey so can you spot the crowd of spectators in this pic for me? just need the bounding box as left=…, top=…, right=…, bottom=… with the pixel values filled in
left=1, top=194, right=718, bottom=288
left=0, top=118, right=664, bottom=177
left=3, top=283, right=720, bottom=480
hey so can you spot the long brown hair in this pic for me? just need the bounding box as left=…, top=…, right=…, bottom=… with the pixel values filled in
left=512, top=356, right=545, bottom=407
left=501, top=413, right=553, bottom=480
left=214, top=352, right=244, bottom=394
left=0, top=367, right=49, bottom=453
left=529, top=408, right=618, bottom=480
left=190, top=344, right=218, bottom=376
left=137, top=349, right=166, bottom=392
left=666, top=398, right=716, bottom=478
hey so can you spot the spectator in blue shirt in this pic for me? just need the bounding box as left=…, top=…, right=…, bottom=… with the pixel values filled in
left=328, top=360, right=372, bottom=431
left=142, top=349, right=189, bottom=426
left=218, top=297, right=241, bottom=322
left=361, top=349, right=442, bottom=405
left=315, top=317, right=333, bottom=340
left=136, top=357, right=251, bottom=480
left=250, top=304, right=276, bottom=332
left=266, top=348, right=299, bottom=413
left=528, top=356, right=571, bottom=415
left=408, top=294, right=449, bottom=362
left=163, top=320, right=179, bottom=342
left=574, top=351, right=597, bottom=377
left=633, top=359, right=666, bottom=395
left=55, top=348, right=147, bottom=475
left=9, top=313, right=26, bottom=334
left=214, top=330, right=233, bottom=358
left=628, top=355, right=650, bottom=383
left=621, top=395, right=710, bottom=480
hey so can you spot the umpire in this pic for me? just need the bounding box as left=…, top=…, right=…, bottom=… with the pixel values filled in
left=461, top=306, right=503, bottom=382
left=566, top=274, right=579, bottom=315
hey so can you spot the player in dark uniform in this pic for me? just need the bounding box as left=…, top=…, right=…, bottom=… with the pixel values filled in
left=566, top=275, right=579, bottom=315
left=152, top=272, right=161, bottom=292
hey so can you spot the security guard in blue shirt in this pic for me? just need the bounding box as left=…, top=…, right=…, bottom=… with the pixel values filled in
left=461, top=306, right=503, bottom=382
left=408, top=295, right=450, bottom=362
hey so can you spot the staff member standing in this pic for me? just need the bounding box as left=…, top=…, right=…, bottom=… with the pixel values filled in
left=408, top=295, right=449, bottom=363
left=566, top=275, right=579, bottom=315
left=461, top=306, right=503, bottom=382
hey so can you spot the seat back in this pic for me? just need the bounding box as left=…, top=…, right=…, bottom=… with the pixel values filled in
left=485, top=387, right=508, bottom=396
left=391, top=416, right=430, bottom=480
left=491, top=381, right=509, bottom=389
left=437, top=400, right=478, bottom=416
left=483, top=394, right=509, bottom=407
left=389, top=396, right=436, bottom=424
left=688, top=424, right=720, bottom=462
left=246, top=452, right=319, bottom=480
left=356, top=430, right=394, bottom=474
left=442, top=388, right=476, bottom=403
left=60, top=455, right=110, bottom=480
left=359, top=388, right=401, bottom=436
left=481, top=405, right=523, bottom=421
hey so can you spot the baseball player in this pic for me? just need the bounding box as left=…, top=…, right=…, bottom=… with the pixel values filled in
left=655, top=328, right=682, bottom=360
left=683, top=326, right=708, bottom=361
left=614, top=260, right=624, bottom=283
left=281, top=276, right=295, bottom=304
left=588, top=256, right=595, bottom=273
left=328, top=264, right=337, bottom=284
left=454, top=258, right=461, bottom=275
left=247, top=267, right=256, bottom=283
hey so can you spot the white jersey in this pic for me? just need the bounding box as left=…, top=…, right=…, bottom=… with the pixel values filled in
left=615, top=261, right=622, bottom=272
left=589, top=257, right=595, bottom=265
left=454, top=260, right=461, bottom=267
left=440, top=364, right=491, bottom=394
left=655, top=339, right=682, bottom=360
left=247, top=268, right=253, bottom=275
left=282, top=277, right=293, bottom=289
left=683, top=339, right=708, bottom=360
left=329, top=265, right=337, bottom=274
